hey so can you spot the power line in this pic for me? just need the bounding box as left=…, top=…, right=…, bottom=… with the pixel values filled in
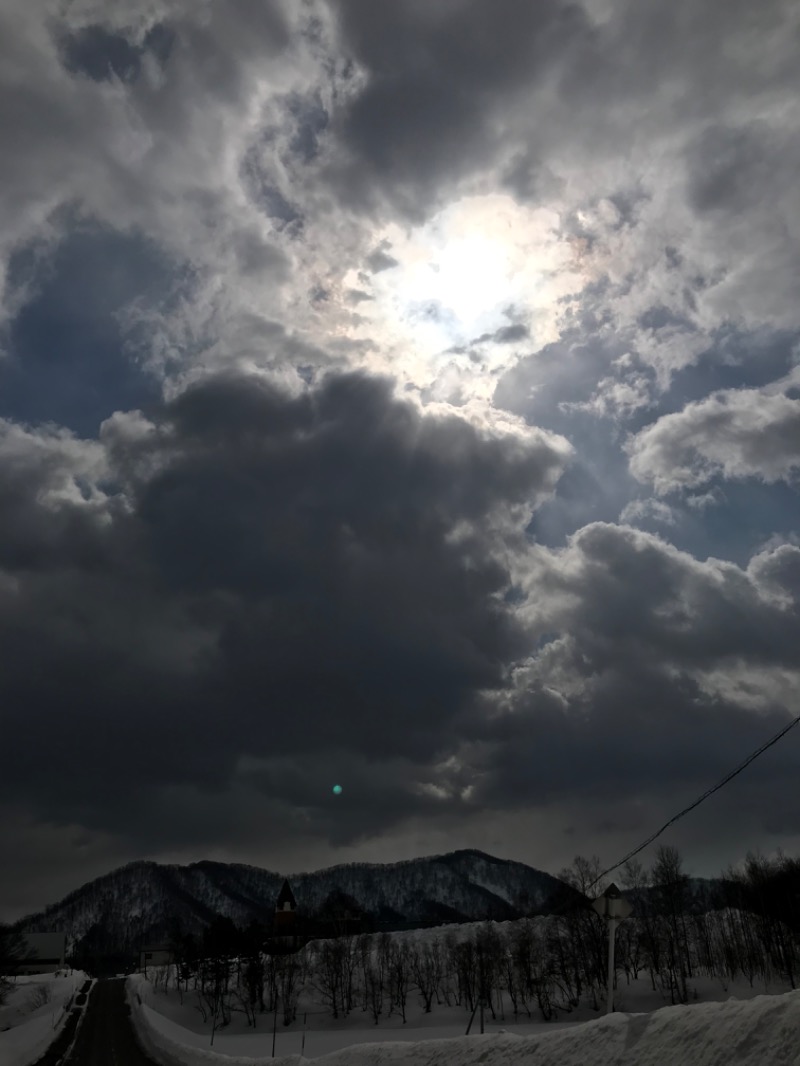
left=584, top=709, right=800, bottom=897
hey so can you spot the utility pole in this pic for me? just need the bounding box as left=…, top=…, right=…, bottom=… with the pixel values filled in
left=605, top=913, right=618, bottom=1015
left=479, top=951, right=484, bottom=1034
left=272, top=986, right=279, bottom=1057
left=592, top=883, right=633, bottom=1014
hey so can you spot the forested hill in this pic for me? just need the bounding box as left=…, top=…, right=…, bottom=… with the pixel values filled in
left=15, top=848, right=569, bottom=955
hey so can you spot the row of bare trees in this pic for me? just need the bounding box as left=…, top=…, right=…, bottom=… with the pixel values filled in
left=566, top=846, right=800, bottom=1006
left=150, top=846, right=800, bottom=1032
left=0, top=925, right=32, bottom=1006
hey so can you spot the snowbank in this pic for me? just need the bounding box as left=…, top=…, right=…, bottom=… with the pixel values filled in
left=0, top=1011, right=67, bottom=1066
left=127, top=975, right=800, bottom=1066
left=0, top=971, right=85, bottom=1066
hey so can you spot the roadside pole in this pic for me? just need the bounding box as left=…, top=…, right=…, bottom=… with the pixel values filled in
left=592, top=883, right=633, bottom=1015
left=605, top=914, right=617, bottom=1015
left=272, top=987, right=278, bottom=1057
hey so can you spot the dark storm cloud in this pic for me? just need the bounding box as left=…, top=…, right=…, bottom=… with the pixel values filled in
left=323, top=0, right=798, bottom=221
left=120, top=751, right=443, bottom=856
left=529, top=523, right=800, bottom=670
left=465, top=676, right=800, bottom=876
left=0, top=425, right=106, bottom=574
left=0, top=369, right=568, bottom=844
left=470, top=671, right=799, bottom=813
left=685, top=120, right=798, bottom=215
left=550, top=0, right=799, bottom=133
left=457, top=523, right=800, bottom=832
left=124, top=0, right=291, bottom=114
left=327, top=0, right=591, bottom=214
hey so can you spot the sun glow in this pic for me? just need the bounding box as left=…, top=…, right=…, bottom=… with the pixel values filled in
left=373, top=196, right=535, bottom=351
left=398, top=232, right=515, bottom=341
left=327, top=194, right=585, bottom=414
left=367, top=196, right=577, bottom=352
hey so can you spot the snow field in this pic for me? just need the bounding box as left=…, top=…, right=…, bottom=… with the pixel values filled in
left=0, top=970, right=86, bottom=1066
left=127, top=973, right=800, bottom=1066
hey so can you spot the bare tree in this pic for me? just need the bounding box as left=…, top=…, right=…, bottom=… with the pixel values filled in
left=451, top=939, right=478, bottom=1012
left=366, top=956, right=385, bottom=1023
left=308, top=935, right=358, bottom=1017
left=651, top=845, right=691, bottom=1004
left=197, top=956, right=233, bottom=1040
left=388, top=941, right=413, bottom=1023
left=476, top=923, right=505, bottom=1020
left=411, top=940, right=442, bottom=1013
left=0, top=926, right=34, bottom=1005
left=742, top=852, right=799, bottom=989
left=278, top=953, right=303, bottom=1025
left=357, top=934, right=373, bottom=1014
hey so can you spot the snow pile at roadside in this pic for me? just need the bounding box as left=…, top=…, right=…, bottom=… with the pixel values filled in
left=0, top=971, right=85, bottom=1066
left=126, top=974, right=800, bottom=1066
left=0, top=1012, right=69, bottom=1066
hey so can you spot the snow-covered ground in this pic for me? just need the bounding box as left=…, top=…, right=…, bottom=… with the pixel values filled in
left=128, top=971, right=800, bottom=1066
left=127, top=976, right=800, bottom=1066
left=0, top=970, right=86, bottom=1066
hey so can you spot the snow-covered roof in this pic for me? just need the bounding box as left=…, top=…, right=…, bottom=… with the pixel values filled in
left=22, top=933, right=65, bottom=961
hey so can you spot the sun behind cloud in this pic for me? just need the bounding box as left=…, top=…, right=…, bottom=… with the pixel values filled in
left=335, top=194, right=584, bottom=411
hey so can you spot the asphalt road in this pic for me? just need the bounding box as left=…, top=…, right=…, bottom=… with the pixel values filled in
left=65, top=979, right=159, bottom=1065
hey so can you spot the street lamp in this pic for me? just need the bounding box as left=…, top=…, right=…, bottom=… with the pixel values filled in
left=592, top=883, right=633, bottom=1014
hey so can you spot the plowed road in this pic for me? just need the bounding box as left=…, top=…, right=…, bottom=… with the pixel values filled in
left=66, top=979, right=158, bottom=1065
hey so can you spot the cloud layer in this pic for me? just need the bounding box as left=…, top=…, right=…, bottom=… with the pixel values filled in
left=629, top=384, right=800, bottom=493
left=1, top=0, right=799, bottom=918
left=0, top=370, right=569, bottom=854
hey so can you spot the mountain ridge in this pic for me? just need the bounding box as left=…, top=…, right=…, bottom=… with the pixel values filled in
left=14, top=848, right=568, bottom=956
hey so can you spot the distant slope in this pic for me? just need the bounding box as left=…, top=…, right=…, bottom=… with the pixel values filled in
left=286, top=848, right=565, bottom=924
left=14, top=849, right=567, bottom=955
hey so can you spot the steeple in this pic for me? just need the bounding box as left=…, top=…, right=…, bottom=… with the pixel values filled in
left=276, top=878, right=296, bottom=912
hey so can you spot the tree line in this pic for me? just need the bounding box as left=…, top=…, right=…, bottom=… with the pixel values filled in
left=137, top=846, right=800, bottom=1035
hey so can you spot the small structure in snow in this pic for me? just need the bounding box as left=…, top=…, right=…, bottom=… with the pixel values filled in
left=18, top=933, right=66, bottom=974
left=139, top=944, right=172, bottom=974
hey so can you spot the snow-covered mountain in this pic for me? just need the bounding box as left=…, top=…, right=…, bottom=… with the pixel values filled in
left=15, top=849, right=568, bottom=955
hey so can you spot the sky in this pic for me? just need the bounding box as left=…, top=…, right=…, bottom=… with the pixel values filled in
left=1, top=0, right=799, bottom=924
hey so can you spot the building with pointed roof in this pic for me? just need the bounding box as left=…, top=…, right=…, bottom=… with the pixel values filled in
left=264, top=878, right=305, bottom=955
left=276, top=878, right=296, bottom=914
